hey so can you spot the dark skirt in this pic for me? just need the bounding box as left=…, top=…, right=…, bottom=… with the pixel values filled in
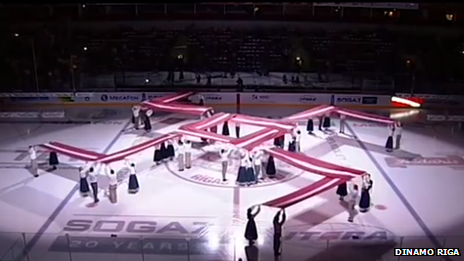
left=79, top=178, right=90, bottom=194
left=323, top=117, right=331, bottom=128
left=336, top=183, right=348, bottom=197
left=154, top=149, right=162, bottom=162
left=266, top=156, right=276, bottom=176
left=49, top=152, right=59, bottom=165
left=143, top=116, right=151, bottom=131
left=385, top=136, right=393, bottom=150
left=236, top=166, right=247, bottom=184
left=273, top=137, right=280, bottom=147
left=167, top=145, right=175, bottom=158
left=128, top=174, right=139, bottom=193
left=359, top=189, right=371, bottom=209
left=288, top=141, right=296, bottom=152
left=244, top=218, right=258, bottom=241
left=199, top=99, right=204, bottom=106
left=160, top=143, right=168, bottom=159
left=306, top=119, right=314, bottom=132
left=222, top=121, right=230, bottom=136
left=245, top=167, right=256, bottom=183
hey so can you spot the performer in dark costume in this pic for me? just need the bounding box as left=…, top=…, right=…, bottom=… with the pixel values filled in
left=166, top=140, right=175, bottom=161
left=154, top=144, right=162, bottom=165
left=222, top=121, right=230, bottom=136
left=318, top=116, right=323, bottom=130
left=336, top=181, right=348, bottom=200
left=323, top=113, right=331, bottom=129
left=235, top=122, right=241, bottom=138
left=273, top=137, right=280, bottom=147
left=244, top=205, right=261, bottom=244
left=245, top=155, right=256, bottom=185
left=160, top=142, right=168, bottom=161
left=199, top=94, right=205, bottom=106
left=273, top=209, right=286, bottom=256
left=306, top=118, right=314, bottom=134
left=49, top=151, right=59, bottom=170
left=143, top=109, right=152, bottom=132
left=278, top=135, right=285, bottom=148
left=79, top=166, right=91, bottom=197
left=359, top=174, right=373, bottom=212
left=266, top=155, right=276, bottom=177
left=288, top=138, right=296, bottom=152
left=89, top=165, right=100, bottom=203
left=385, top=124, right=395, bottom=152
left=127, top=161, right=139, bottom=194
left=236, top=152, right=248, bottom=186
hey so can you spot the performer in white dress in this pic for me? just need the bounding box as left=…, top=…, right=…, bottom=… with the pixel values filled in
left=220, top=148, right=230, bottom=181
left=175, top=140, right=185, bottom=171
left=394, top=122, right=403, bottom=150
left=28, top=146, right=38, bottom=177
left=347, top=184, right=359, bottom=222
left=253, top=149, right=263, bottom=179
left=132, top=105, right=141, bottom=130
left=295, top=130, right=301, bottom=152
left=184, top=140, right=192, bottom=169
left=106, top=165, right=118, bottom=204
left=89, top=165, right=100, bottom=203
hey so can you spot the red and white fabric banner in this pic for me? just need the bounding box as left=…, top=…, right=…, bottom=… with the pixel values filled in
left=336, top=108, right=394, bottom=124
left=152, top=91, right=194, bottom=104
left=142, top=101, right=211, bottom=116
left=40, top=142, right=105, bottom=161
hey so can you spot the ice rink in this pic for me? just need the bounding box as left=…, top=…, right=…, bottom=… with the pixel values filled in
left=0, top=105, right=463, bottom=261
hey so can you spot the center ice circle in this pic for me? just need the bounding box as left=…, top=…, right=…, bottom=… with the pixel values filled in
left=167, top=155, right=305, bottom=188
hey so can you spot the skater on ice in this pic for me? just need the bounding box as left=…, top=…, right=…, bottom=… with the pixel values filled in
left=184, top=140, right=192, bottom=169
left=106, top=165, right=118, bottom=204
left=49, top=151, right=59, bottom=170
left=244, top=205, right=261, bottom=245
left=348, top=184, right=359, bottom=222
left=359, top=174, right=373, bottom=213
left=273, top=208, right=286, bottom=256
left=127, top=161, right=139, bottom=194
left=395, top=121, right=403, bottom=150
left=385, top=124, right=395, bottom=152
left=28, top=146, right=38, bottom=178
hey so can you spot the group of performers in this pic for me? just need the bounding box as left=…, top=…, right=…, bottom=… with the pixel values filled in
left=77, top=161, right=140, bottom=204
left=336, top=173, right=374, bottom=222
left=131, top=105, right=153, bottom=132
left=153, top=138, right=192, bottom=171
left=243, top=205, right=286, bottom=257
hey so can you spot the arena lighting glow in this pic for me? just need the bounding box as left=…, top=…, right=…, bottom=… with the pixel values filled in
left=390, top=110, right=420, bottom=120
left=391, top=96, right=421, bottom=108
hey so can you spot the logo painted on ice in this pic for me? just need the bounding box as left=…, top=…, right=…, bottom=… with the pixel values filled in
left=49, top=219, right=396, bottom=255
left=385, top=156, right=464, bottom=168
